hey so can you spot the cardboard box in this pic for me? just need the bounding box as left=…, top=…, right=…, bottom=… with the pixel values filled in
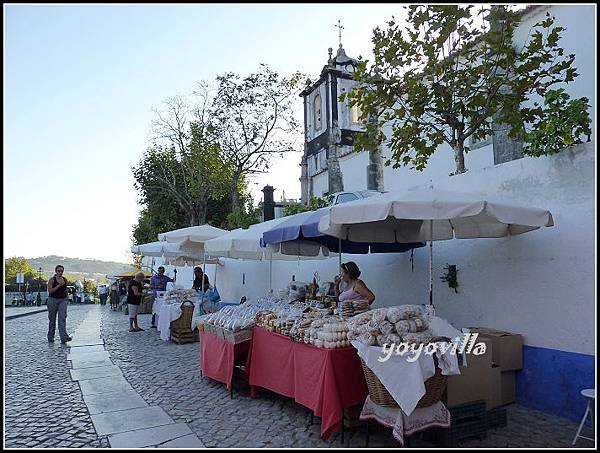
left=469, top=327, right=523, bottom=371
left=487, top=365, right=502, bottom=410
left=446, top=338, right=500, bottom=409
left=500, top=370, right=516, bottom=405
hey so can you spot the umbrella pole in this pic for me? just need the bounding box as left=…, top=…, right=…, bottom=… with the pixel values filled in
left=429, top=219, right=433, bottom=306
left=214, top=260, right=218, bottom=288
left=338, top=236, right=342, bottom=269
left=203, top=251, right=207, bottom=292
left=269, top=254, right=273, bottom=292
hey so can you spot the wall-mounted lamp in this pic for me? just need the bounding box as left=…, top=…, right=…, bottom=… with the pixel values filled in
left=440, top=264, right=459, bottom=293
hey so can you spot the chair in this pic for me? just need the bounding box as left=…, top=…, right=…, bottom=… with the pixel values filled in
left=170, top=301, right=196, bottom=344
left=572, top=388, right=595, bottom=445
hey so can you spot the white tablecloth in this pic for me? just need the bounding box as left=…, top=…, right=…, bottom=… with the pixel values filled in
left=351, top=316, right=461, bottom=417
left=155, top=299, right=201, bottom=341
left=360, top=396, right=451, bottom=446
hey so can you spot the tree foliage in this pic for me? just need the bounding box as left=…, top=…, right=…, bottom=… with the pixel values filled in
left=346, top=5, right=591, bottom=174
left=131, top=93, right=239, bottom=244
left=211, top=64, right=303, bottom=210
left=5, top=257, right=37, bottom=284
left=283, top=196, right=331, bottom=216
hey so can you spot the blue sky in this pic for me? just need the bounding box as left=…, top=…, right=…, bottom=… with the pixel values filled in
left=4, top=4, right=407, bottom=263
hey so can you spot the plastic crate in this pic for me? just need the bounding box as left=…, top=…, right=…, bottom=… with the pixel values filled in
left=486, top=407, right=507, bottom=429
left=448, top=400, right=486, bottom=423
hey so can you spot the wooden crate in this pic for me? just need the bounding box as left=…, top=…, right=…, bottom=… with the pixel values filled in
left=222, top=328, right=253, bottom=344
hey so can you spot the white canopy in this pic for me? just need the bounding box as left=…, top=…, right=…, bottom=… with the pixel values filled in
left=158, top=224, right=228, bottom=246
left=318, top=187, right=554, bottom=306
left=131, top=241, right=183, bottom=257
left=318, top=188, right=554, bottom=242
left=131, top=240, right=220, bottom=264
left=204, top=217, right=333, bottom=261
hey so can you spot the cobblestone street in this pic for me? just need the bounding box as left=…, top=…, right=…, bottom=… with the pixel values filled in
left=4, top=305, right=595, bottom=448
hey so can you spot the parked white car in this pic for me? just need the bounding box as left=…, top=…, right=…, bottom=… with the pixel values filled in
left=329, top=190, right=386, bottom=205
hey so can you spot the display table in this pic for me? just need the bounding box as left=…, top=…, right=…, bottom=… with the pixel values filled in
left=360, top=396, right=451, bottom=447
left=155, top=299, right=200, bottom=341
left=199, top=331, right=251, bottom=392
left=247, top=326, right=368, bottom=440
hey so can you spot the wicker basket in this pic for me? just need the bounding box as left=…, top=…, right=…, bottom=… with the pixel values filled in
left=170, top=301, right=195, bottom=332
left=360, top=336, right=450, bottom=408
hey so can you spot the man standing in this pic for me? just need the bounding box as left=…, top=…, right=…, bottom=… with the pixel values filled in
left=98, top=284, right=108, bottom=306
left=149, top=266, right=176, bottom=328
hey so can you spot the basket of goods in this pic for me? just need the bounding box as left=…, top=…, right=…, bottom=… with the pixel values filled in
left=347, top=305, right=449, bottom=408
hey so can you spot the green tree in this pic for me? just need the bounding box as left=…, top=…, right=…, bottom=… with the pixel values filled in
left=346, top=5, right=591, bottom=174
left=132, top=92, right=244, bottom=245
left=5, top=257, right=36, bottom=283
left=282, top=196, right=331, bottom=216
left=226, top=196, right=262, bottom=230
left=211, top=65, right=303, bottom=210
left=83, top=279, right=98, bottom=297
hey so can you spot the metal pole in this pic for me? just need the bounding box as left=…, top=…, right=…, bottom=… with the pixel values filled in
left=269, top=254, right=273, bottom=292
left=202, top=251, right=207, bottom=292
left=214, top=260, right=218, bottom=288
left=338, top=236, right=342, bottom=269
left=429, top=219, right=433, bottom=306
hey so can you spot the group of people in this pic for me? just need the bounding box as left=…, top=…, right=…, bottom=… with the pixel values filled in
left=45, top=260, right=372, bottom=342
left=21, top=292, right=43, bottom=306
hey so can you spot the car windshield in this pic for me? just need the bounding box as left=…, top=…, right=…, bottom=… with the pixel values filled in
left=357, top=190, right=385, bottom=198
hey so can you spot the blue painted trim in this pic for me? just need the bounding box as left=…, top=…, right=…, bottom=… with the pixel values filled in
left=516, top=345, right=595, bottom=423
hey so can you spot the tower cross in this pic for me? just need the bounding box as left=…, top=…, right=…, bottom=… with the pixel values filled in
left=335, top=19, right=344, bottom=46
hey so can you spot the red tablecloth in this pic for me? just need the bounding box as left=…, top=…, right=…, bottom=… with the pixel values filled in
left=199, top=331, right=250, bottom=390
left=247, top=327, right=368, bottom=440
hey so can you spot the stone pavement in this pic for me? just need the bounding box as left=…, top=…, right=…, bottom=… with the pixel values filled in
left=4, top=304, right=596, bottom=448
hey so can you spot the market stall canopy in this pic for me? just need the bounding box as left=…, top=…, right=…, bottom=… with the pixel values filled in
left=204, top=217, right=332, bottom=260
left=262, top=207, right=424, bottom=255
left=131, top=240, right=221, bottom=264
left=158, top=224, right=228, bottom=244
left=112, top=269, right=153, bottom=279
left=318, top=187, right=554, bottom=305
left=131, top=241, right=183, bottom=257
left=318, top=188, right=554, bottom=242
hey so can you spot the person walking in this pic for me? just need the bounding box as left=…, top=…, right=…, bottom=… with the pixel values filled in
left=36, top=292, right=42, bottom=306
left=127, top=272, right=145, bottom=332
left=25, top=292, right=33, bottom=306
left=109, top=282, right=119, bottom=311
left=98, top=284, right=108, bottom=306
left=47, top=265, right=72, bottom=344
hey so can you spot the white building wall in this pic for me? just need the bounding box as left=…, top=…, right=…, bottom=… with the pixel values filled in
left=312, top=171, right=329, bottom=197
left=339, top=151, right=369, bottom=192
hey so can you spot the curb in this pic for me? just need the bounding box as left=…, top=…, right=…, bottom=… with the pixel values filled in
left=5, top=308, right=49, bottom=319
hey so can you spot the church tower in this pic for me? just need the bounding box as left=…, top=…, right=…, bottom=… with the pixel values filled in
left=299, top=34, right=364, bottom=203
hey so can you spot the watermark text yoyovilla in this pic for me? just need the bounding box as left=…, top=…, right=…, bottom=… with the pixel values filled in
left=378, top=333, right=486, bottom=363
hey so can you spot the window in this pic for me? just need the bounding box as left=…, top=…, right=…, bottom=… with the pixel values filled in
left=351, top=104, right=363, bottom=124
left=335, top=193, right=359, bottom=204
left=314, top=93, right=322, bottom=131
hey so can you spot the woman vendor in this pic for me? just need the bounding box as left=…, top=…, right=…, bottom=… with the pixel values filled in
left=192, top=266, right=210, bottom=292
left=334, top=261, right=376, bottom=305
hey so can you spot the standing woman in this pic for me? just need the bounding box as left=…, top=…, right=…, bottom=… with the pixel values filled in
left=127, top=272, right=145, bottom=332
left=47, top=265, right=72, bottom=344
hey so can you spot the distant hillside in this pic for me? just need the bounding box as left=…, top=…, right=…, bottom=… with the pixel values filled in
left=26, top=256, right=135, bottom=280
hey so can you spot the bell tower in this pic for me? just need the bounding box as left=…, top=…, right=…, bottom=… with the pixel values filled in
left=299, top=23, right=363, bottom=203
